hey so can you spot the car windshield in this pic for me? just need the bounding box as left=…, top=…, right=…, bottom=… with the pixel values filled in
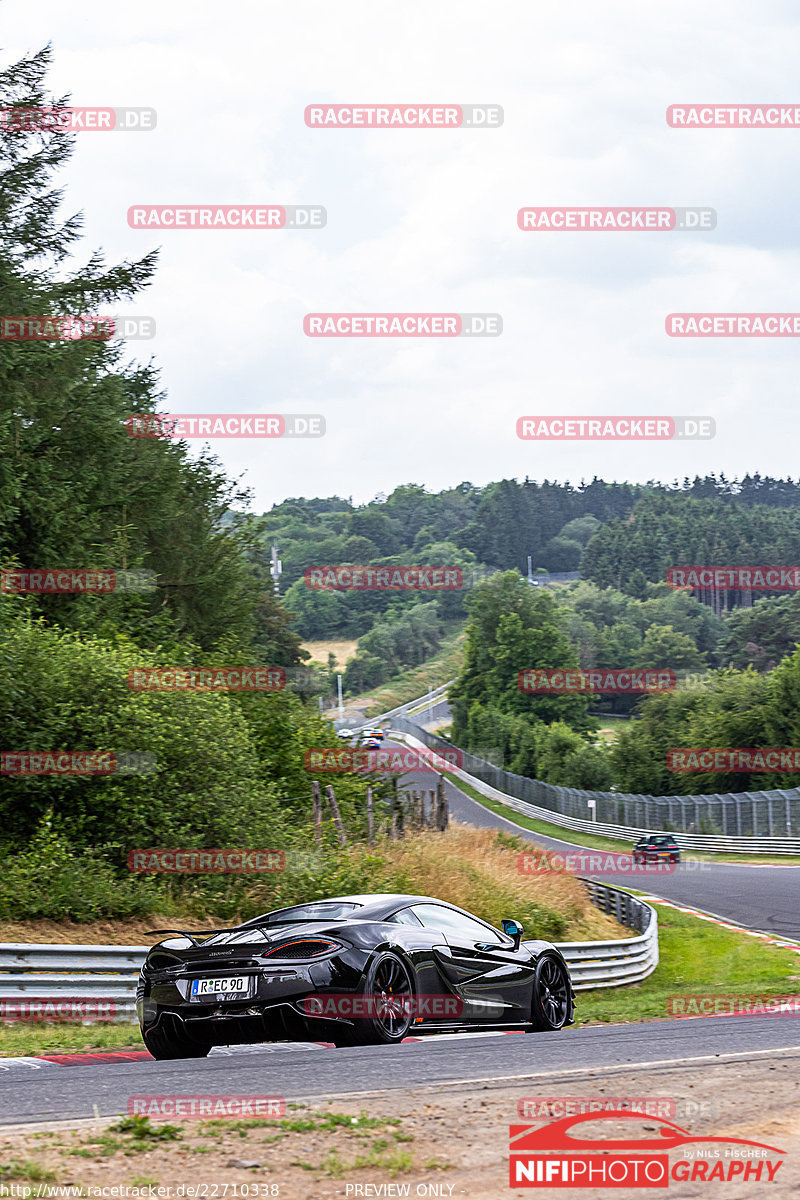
left=264, top=902, right=362, bottom=922
left=202, top=929, right=271, bottom=946
left=200, top=902, right=362, bottom=944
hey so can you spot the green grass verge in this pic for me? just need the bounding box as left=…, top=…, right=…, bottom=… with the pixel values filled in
left=574, top=902, right=800, bottom=1026
left=441, top=770, right=800, bottom=864
left=0, top=1022, right=144, bottom=1056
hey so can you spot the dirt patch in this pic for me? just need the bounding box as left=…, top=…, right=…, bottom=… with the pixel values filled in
left=1, top=1053, right=797, bottom=1197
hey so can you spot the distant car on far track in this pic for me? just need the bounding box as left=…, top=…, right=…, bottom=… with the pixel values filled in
left=632, top=834, right=680, bottom=864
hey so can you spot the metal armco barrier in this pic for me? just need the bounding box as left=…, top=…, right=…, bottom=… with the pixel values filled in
left=0, top=883, right=658, bottom=1020
left=0, top=945, right=145, bottom=1021
left=556, top=884, right=658, bottom=990
left=391, top=719, right=800, bottom=853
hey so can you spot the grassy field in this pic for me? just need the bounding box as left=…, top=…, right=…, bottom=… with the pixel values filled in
left=302, top=639, right=359, bottom=667
left=594, top=714, right=631, bottom=745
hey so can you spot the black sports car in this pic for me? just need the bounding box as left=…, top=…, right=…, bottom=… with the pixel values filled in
left=137, top=893, right=575, bottom=1058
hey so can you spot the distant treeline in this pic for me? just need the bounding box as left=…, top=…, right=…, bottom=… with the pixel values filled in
left=248, top=479, right=800, bottom=680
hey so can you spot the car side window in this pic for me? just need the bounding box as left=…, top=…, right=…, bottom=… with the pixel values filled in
left=386, top=908, right=423, bottom=926
left=409, top=904, right=503, bottom=944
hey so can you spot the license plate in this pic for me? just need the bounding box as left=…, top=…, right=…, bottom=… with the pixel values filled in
left=191, top=976, right=250, bottom=998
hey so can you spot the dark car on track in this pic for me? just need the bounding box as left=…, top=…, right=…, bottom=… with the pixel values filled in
left=632, top=834, right=680, bottom=864
left=137, top=893, right=575, bottom=1059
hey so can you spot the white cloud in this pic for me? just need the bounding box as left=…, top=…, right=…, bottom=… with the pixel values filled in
left=3, top=0, right=800, bottom=507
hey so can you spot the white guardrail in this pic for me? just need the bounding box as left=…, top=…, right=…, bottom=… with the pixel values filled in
left=0, top=885, right=658, bottom=1022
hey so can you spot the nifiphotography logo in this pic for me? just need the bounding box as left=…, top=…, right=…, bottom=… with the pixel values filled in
left=509, top=1110, right=785, bottom=1187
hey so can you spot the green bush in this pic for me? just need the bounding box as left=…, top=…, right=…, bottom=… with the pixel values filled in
left=0, top=818, right=157, bottom=921
left=0, top=612, right=281, bottom=850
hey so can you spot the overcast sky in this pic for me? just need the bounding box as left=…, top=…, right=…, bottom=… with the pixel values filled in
left=4, top=0, right=800, bottom=511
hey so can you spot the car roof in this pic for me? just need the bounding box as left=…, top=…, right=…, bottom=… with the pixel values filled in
left=261, top=893, right=479, bottom=921
left=326, top=893, right=444, bottom=910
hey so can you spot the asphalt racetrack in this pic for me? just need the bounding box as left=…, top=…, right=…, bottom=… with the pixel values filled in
left=2, top=1018, right=799, bottom=1126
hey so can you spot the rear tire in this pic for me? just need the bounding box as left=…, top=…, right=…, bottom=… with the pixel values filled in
left=348, top=951, right=416, bottom=1046
left=142, top=1015, right=211, bottom=1060
left=528, top=953, right=571, bottom=1032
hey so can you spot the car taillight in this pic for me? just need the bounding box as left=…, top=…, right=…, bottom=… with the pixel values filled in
left=261, top=938, right=340, bottom=960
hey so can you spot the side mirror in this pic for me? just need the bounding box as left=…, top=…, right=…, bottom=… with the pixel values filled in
left=502, top=919, right=524, bottom=950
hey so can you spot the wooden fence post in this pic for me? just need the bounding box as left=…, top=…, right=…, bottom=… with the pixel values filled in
left=325, top=784, right=347, bottom=846
left=392, top=777, right=404, bottom=838
left=436, top=773, right=448, bottom=831
left=312, top=780, right=322, bottom=848
left=366, top=786, right=374, bottom=844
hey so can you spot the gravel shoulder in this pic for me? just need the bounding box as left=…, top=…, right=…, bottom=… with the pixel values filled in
left=2, top=1051, right=798, bottom=1198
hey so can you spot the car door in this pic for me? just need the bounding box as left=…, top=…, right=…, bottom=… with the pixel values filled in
left=409, top=904, right=533, bottom=1023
